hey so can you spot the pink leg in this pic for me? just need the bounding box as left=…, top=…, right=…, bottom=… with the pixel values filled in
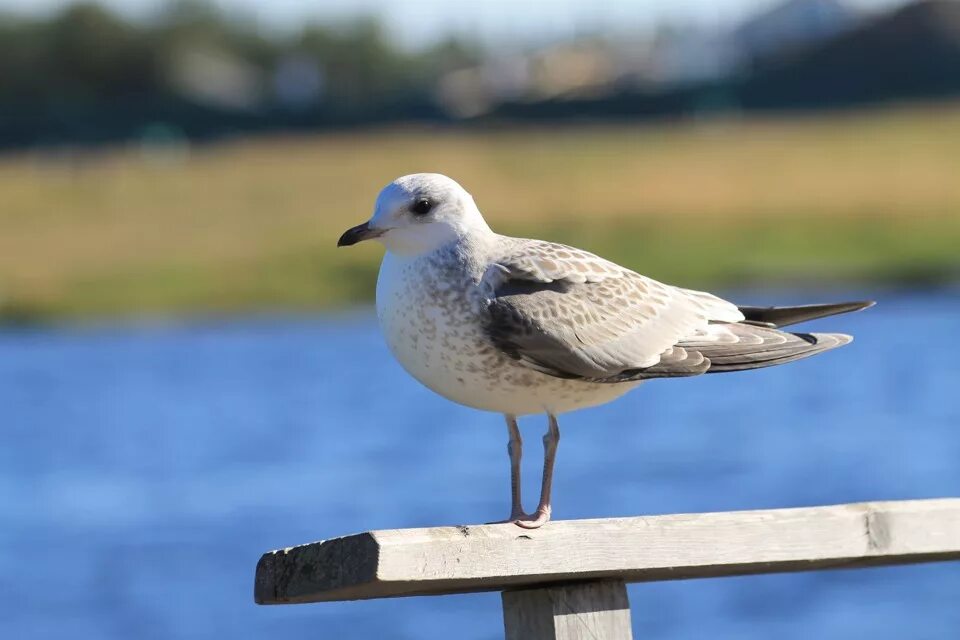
left=513, top=414, right=560, bottom=529
left=487, top=415, right=528, bottom=524
left=505, top=415, right=526, bottom=520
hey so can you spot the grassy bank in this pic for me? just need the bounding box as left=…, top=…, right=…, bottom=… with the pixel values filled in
left=2, top=103, right=959, bottom=322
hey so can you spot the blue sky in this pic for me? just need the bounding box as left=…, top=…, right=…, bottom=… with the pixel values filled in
left=1, top=0, right=911, bottom=48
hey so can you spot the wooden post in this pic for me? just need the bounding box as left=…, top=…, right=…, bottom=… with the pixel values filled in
left=254, top=498, right=960, bottom=639
left=502, top=580, right=632, bottom=640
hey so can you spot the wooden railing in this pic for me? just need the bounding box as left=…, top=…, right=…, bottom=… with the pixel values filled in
left=254, top=498, right=960, bottom=639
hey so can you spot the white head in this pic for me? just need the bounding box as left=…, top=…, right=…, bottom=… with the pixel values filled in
left=338, top=173, right=492, bottom=256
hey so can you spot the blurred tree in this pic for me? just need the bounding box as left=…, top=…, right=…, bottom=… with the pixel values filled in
left=0, top=0, right=478, bottom=146
left=298, top=19, right=407, bottom=112
left=0, top=4, right=156, bottom=102
left=155, top=0, right=276, bottom=69
left=45, top=3, right=157, bottom=101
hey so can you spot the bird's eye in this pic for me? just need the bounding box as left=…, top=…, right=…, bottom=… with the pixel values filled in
left=410, top=199, right=433, bottom=216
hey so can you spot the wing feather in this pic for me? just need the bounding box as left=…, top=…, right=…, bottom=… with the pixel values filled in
left=482, top=239, right=744, bottom=381
left=482, top=239, right=856, bottom=382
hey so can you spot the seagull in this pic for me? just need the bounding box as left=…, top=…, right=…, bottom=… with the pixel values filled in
left=338, top=173, right=873, bottom=528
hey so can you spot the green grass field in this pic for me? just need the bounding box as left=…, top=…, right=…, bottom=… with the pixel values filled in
left=2, top=103, right=959, bottom=323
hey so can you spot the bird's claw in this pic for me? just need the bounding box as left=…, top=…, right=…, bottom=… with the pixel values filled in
left=512, top=508, right=551, bottom=529
left=486, top=508, right=551, bottom=528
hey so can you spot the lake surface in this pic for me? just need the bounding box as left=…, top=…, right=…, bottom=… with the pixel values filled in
left=2, top=290, right=959, bottom=639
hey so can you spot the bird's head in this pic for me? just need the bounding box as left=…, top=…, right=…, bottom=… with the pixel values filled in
left=337, top=173, right=491, bottom=256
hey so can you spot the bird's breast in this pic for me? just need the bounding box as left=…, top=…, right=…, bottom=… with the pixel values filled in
left=375, top=253, right=505, bottom=405
left=374, top=252, right=639, bottom=416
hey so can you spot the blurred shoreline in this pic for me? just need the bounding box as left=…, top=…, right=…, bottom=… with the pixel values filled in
left=2, top=101, right=959, bottom=326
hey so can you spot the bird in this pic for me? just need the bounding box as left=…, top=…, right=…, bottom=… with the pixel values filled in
left=337, top=173, right=873, bottom=528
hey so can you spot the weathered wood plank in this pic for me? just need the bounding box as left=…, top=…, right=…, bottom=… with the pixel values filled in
left=254, top=498, right=960, bottom=604
left=502, top=581, right=632, bottom=640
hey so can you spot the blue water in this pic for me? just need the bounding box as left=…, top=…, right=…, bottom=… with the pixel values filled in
left=2, top=291, right=959, bottom=639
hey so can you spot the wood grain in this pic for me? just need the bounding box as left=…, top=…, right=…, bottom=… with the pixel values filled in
left=502, top=581, right=632, bottom=640
left=255, top=498, right=960, bottom=604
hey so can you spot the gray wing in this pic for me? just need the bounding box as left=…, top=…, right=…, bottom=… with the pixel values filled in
left=481, top=240, right=853, bottom=382
left=481, top=240, right=743, bottom=381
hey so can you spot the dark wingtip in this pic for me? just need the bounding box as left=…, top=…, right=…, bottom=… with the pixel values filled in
left=839, top=300, right=876, bottom=315
left=738, top=300, right=876, bottom=328
left=819, top=300, right=876, bottom=314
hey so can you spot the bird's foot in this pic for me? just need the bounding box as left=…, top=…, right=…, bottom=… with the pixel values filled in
left=512, top=507, right=551, bottom=529
left=487, top=507, right=550, bottom=529
left=486, top=507, right=551, bottom=528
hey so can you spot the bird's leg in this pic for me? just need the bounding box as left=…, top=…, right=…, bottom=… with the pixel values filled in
left=505, top=414, right=526, bottom=521
left=485, top=415, right=528, bottom=525
left=514, top=413, right=560, bottom=529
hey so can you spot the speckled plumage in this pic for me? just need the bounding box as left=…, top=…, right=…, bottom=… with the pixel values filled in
left=366, top=174, right=860, bottom=417
left=340, top=173, right=871, bottom=526
left=376, top=237, right=646, bottom=416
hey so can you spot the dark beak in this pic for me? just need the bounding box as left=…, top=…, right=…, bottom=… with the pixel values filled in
left=337, top=222, right=383, bottom=247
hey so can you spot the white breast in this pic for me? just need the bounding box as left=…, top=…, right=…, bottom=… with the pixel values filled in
left=376, top=252, right=492, bottom=407
left=375, top=251, right=640, bottom=416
